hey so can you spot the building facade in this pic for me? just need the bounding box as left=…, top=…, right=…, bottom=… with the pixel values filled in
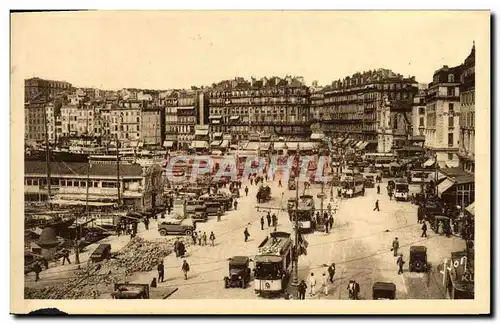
left=412, top=84, right=427, bottom=137
left=458, top=43, right=475, bottom=174
left=425, top=65, right=462, bottom=168
left=208, top=76, right=311, bottom=141
left=25, top=77, right=72, bottom=103
left=140, top=106, right=163, bottom=147
left=318, top=69, right=417, bottom=152
left=24, top=101, right=48, bottom=142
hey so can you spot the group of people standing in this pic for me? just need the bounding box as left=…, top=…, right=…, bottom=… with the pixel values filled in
left=191, top=231, right=216, bottom=247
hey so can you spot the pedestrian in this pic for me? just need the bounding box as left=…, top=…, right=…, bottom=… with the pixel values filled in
left=377, top=184, right=380, bottom=195
left=250, top=177, right=254, bottom=186
left=421, top=222, right=428, bottom=238
left=178, top=240, right=186, bottom=257
left=327, top=263, right=336, bottom=283
left=272, top=213, right=277, bottom=228
left=327, top=203, right=332, bottom=214
left=167, top=204, right=171, bottom=215
left=157, top=260, right=165, bottom=283
left=244, top=228, right=250, bottom=242
left=143, top=217, right=150, bottom=231
left=322, top=273, right=328, bottom=296
left=397, top=254, right=405, bottom=275
left=260, top=216, right=265, bottom=230
left=174, top=238, right=180, bottom=257
left=150, top=277, right=157, bottom=288
left=198, top=231, right=202, bottom=246
left=328, top=215, right=334, bottom=231
left=266, top=212, right=271, bottom=227
left=202, top=232, right=207, bottom=246
left=373, top=199, right=380, bottom=212
left=192, top=231, right=198, bottom=245
left=116, top=224, right=121, bottom=237
left=298, top=280, right=307, bottom=300
left=245, top=186, right=249, bottom=196
left=209, top=231, right=215, bottom=246
left=391, top=237, right=399, bottom=257
left=278, top=179, right=282, bottom=187
left=234, top=199, right=238, bottom=210
left=33, top=262, right=42, bottom=282
left=62, top=249, right=71, bottom=265
left=182, top=260, right=190, bottom=280
left=308, top=273, right=316, bottom=296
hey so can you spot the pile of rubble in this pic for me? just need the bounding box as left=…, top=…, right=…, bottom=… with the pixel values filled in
left=112, top=236, right=174, bottom=275
left=25, top=237, right=178, bottom=299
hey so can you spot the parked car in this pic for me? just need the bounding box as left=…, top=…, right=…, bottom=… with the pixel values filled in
left=224, top=256, right=251, bottom=289
left=158, top=219, right=196, bottom=236
left=409, top=245, right=428, bottom=272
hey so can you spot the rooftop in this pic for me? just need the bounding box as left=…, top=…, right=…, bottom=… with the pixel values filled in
left=25, top=161, right=143, bottom=178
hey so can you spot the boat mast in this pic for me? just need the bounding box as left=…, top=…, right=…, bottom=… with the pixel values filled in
left=116, top=134, right=121, bottom=206
left=43, top=104, right=52, bottom=205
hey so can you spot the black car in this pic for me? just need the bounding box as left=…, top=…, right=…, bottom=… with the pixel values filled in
left=409, top=245, right=428, bottom=272
left=224, top=256, right=251, bottom=288
left=372, top=282, right=396, bottom=300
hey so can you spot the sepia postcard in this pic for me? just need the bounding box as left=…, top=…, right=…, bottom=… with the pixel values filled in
left=10, top=10, right=491, bottom=315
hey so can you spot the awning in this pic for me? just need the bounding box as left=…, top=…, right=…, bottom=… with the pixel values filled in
left=465, top=202, right=475, bottom=217
left=375, top=164, right=383, bottom=168
left=213, top=132, right=223, bottom=138
left=311, top=133, right=325, bottom=140
left=390, top=162, right=400, bottom=167
left=259, top=142, right=271, bottom=151
left=382, top=164, right=391, bottom=168
left=273, top=142, right=286, bottom=150
left=299, top=142, right=316, bottom=151
left=195, top=130, right=209, bottom=136
left=190, top=141, right=209, bottom=149
left=163, top=141, right=174, bottom=148
left=220, top=140, right=229, bottom=148
left=209, top=115, right=222, bottom=119
left=423, top=158, right=435, bottom=167
left=445, top=160, right=459, bottom=168
left=230, top=115, right=240, bottom=120
left=211, top=120, right=221, bottom=124
left=437, top=179, right=455, bottom=197
left=286, top=142, right=299, bottom=150
left=210, top=140, right=222, bottom=147
left=50, top=199, right=115, bottom=207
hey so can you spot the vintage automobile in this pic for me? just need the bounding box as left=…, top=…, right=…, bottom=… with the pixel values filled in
left=409, top=245, right=428, bottom=272
left=224, top=256, right=251, bottom=289
left=185, top=200, right=207, bottom=222
left=89, top=243, right=112, bottom=264
left=257, top=185, right=272, bottom=203
left=363, top=174, right=376, bottom=188
left=288, top=180, right=296, bottom=190
left=204, top=201, right=224, bottom=217
left=372, top=282, right=396, bottom=300
left=158, top=218, right=196, bottom=236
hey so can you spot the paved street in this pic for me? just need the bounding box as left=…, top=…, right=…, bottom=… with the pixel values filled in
left=25, top=173, right=465, bottom=300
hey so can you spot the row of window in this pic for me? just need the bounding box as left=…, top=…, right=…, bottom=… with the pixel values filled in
left=25, top=178, right=120, bottom=188
left=209, top=88, right=307, bottom=98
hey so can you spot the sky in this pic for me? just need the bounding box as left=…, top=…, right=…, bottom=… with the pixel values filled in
left=11, top=11, right=486, bottom=90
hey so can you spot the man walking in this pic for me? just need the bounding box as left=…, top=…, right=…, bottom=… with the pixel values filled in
left=202, top=232, right=207, bottom=246
left=234, top=199, right=238, bottom=211
left=308, top=272, right=317, bottom=296
left=272, top=213, right=278, bottom=229
left=397, top=254, right=405, bottom=275
left=174, top=238, right=181, bottom=257
left=328, top=215, right=334, bottom=231
left=245, top=186, right=249, bottom=196
left=278, top=179, right=282, bottom=187
left=143, top=217, right=150, bottom=231
left=298, top=280, right=307, bottom=300
left=421, top=221, right=428, bottom=238
left=377, top=184, right=380, bottom=195
left=260, top=216, right=265, bottom=230
left=373, top=199, right=380, bottom=211
left=192, top=231, right=198, bottom=245
left=62, top=249, right=71, bottom=265
left=157, top=260, right=165, bottom=283
left=33, top=262, right=42, bottom=282
left=182, top=260, right=190, bottom=280
left=209, top=231, right=216, bottom=246
left=327, top=263, right=336, bottom=283
left=244, top=228, right=250, bottom=242
left=266, top=212, right=271, bottom=227
left=391, top=237, right=399, bottom=257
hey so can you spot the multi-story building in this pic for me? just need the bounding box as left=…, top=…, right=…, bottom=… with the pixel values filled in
left=458, top=43, right=475, bottom=174
left=208, top=76, right=311, bottom=141
left=24, top=101, right=48, bottom=142
left=425, top=64, right=462, bottom=168
left=319, top=69, right=417, bottom=151
left=140, top=106, right=163, bottom=147
left=109, top=100, right=142, bottom=145
left=163, top=93, right=179, bottom=150
left=176, top=93, right=197, bottom=149
left=412, top=84, right=427, bottom=137
left=60, top=104, right=80, bottom=137
left=25, top=77, right=72, bottom=103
